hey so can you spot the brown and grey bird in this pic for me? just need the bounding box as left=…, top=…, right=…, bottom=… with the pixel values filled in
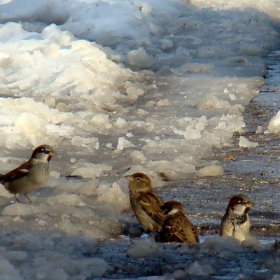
left=220, top=194, right=254, bottom=242
left=157, top=200, right=199, bottom=244
left=0, top=144, right=56, bottom=203
left=126, top=172, right=165, bottom=233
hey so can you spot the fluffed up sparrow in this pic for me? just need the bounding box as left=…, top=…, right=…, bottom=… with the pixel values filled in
left=126, top=172, right=165, bottom=233
left=157, top=200, right=199, bottom=244
left=220, top=193, right=254, bottom=242
left=0, top=144, right=56, bottom=203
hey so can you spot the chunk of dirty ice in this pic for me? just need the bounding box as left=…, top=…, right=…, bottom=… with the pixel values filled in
left=87, top=258, right=111, bottom=277
left=2, top=204, right=34, bottom=216
left=116, top=137, right=135, bottom=150
left=129, top=150, right=147, bottom=163
left=186, top=261, right=215, bottom=276
left=97, top=182, right=129, bottom=211
left=127, top=237, right=158, bottom=258
left=196, top=165, right=224, bottom=177
left=172, top=269, right=187, bottom=279
left=242, top=236, right=262, bottom=249
left=48, top=193, right=84, bottom=206
left=201, top=235, right=243, bottom=253
left=255, top=125, right=263, bottom=134
left=76, top=178, right=99, bottom=195
left=0, top=255, right=22, bottom=280
left=239, top=136, right=259, bottom=148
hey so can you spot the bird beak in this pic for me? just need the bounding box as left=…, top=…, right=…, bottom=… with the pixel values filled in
left=245, top=201, right=254, bottom=208
left=48, top=150, right=56, bottom=156
left=125, top=175, right=133, bottom=181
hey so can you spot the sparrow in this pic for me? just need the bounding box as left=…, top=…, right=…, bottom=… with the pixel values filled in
left=0, top=144, right=56, bottom=203
left=126, top=172, right=165, bottom=233
left=157, top=200, right=199, bottom=244
left=220, top=194, right=254, bottom=242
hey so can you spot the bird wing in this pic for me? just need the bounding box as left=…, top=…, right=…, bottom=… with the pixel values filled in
left=0, top=160, right=31, bottom=183
left=220, top=214, right=234, bottom=237
left=164, top=213, right=199, bottom=244
left=139, top=191, right=165, bottom=226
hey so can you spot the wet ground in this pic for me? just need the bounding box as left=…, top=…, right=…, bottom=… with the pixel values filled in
left=88, top=52, right=280, bottom=279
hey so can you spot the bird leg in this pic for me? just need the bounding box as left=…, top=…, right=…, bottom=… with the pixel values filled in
left=15, top=193, right=20, bottom=203
left=24, top=193, right=32, bottom=203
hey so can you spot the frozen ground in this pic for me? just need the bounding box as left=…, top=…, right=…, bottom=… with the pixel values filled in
left=0, top=0, right=280, bottom=279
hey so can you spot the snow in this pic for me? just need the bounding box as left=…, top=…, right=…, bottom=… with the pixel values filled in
left=239, top=135, right=259, bottom=148
left=196, top=164, right=224, bottom=177
left=0, top=0, right=279, bottom=278
left=127, top=237, right=159, bottom=258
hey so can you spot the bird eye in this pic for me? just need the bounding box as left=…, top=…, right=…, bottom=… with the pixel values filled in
left=238, top=200, right=242, bottom=204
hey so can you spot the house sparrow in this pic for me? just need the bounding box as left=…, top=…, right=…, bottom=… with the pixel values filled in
left=157, top=200, right=199, bottom=244
left=126, top=172, right=165, bottom=233
left=220, top=194, right=254, bottom=242
left=0, top=144, right=56, bottom=203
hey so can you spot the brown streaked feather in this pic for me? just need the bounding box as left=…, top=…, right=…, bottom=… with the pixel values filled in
left=163, top=212, right=199, bottom=244
left=0, top=161, right=31, bottom=185
left=139, top=191, right=165, bottom=226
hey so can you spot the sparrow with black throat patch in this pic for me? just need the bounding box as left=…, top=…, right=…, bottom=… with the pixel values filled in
left=126, top=172, right=165, bottom=233
left=157, top=200, right=199, bottom=244
left=220, top=194, right=254, bottom=242
left=0, top=144, right=56, bottom=203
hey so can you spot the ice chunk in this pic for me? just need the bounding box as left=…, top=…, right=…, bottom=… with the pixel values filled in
left=197, top=165, right=224, bottom=177
left=184, top=126, right=201, bottom=141
left=157, top=99, right=171, bottom=106
left=201, top=235, right=243, bottom=253
left=128, top=48, right=154, bottom=68
left=116, top=137, right=135, bottom=151
left=187, top=261, right=215, bottom=276
left=129, top=150, right=147, bottom=163
left=97, top=181, right=129, bottom=211
left=266, top=110, right=280, bottom=133
left=172, top=269, right=187, bottom=279
left=161, top=38, right=173, bottom=50
left=0, top=255, right=22, bottom=280
left=0, top=184, right=13, bottom=198
left=140, top=2, right=152, bottom=15
left=91, top=114, right=112, bottom=128
left=53, top=178, right=83, bottom=194
left=255, top=125, right=263, bottom=134
left=15, top=112, right=48, bottom=136
left=87, top=258, right=111, bottom=277
left=196, top=95, right=230, bottom=109
left=48, top=193, right=84, bottom=206
left=239, top=136, right=259, bottom=148
left=148, top=160, right=196, bottom=181
left=137, top=108, right=149, bottom=116
left=71, top=136, right=99, bottom=150
left=126, top=86, right=145, bottom=101
left=115, top=117, right=128, bottom=128
left=76, top=178, right=99, bottom=196
left=2, top=204, right=34, bottom=216
left=6, top=250, right=28, bottom=262
left=127, top=237, right=158, bottom=257
left=71, top=163, right=112, bottom=178
left=242, top=236, right=262, bottom=249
